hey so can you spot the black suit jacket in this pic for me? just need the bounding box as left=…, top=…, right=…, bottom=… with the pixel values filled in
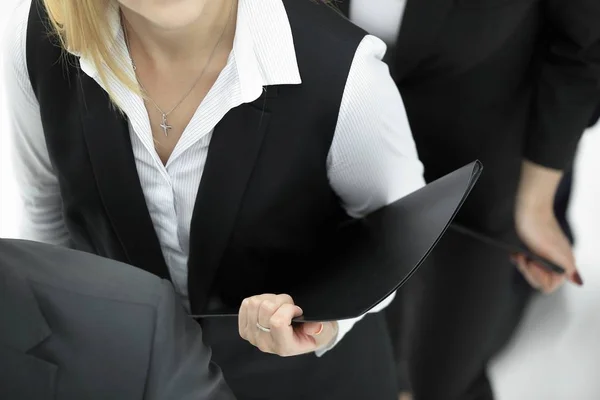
left=341, top=0, right=600, bottom=234
left=0, top=239, right=235, bottom=400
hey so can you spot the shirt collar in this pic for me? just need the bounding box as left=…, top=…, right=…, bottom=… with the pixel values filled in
left=77, top=0, right=302, bottom=97
left=240, top=0, right=301, bottom=86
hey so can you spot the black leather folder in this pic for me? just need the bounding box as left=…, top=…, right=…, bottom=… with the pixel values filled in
left=448, top=223, right=565, bottom=274
left=195, top=161, right=482, bottom=322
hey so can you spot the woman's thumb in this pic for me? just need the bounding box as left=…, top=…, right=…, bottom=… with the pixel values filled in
left=302, top=322, right=325, bottom=336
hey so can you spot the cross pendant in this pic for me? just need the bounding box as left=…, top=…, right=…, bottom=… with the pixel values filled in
left=159, top=114, right=172, bottom=137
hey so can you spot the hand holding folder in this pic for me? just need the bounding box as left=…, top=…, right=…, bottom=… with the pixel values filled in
left=448, top=224, right=566, bottom=275
left=194, top=160, right=483, bottom=321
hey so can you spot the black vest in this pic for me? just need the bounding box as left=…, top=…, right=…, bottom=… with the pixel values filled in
left=26, top=0, right=366, bottom=314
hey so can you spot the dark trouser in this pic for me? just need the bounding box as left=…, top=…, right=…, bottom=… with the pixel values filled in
left=389, top=229, right=534, bottom=400
left=386, top=166, right=578, bottom=400
left=384, top=267, right=422, bottom=393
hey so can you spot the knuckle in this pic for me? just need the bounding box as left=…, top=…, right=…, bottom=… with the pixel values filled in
left=241, top=298, right=251, bottom=309
left=261, top=300, right=275, bottom=313
left=249, top=297, right=262, bottom=308
left=278, top=294, right=294, bottom=304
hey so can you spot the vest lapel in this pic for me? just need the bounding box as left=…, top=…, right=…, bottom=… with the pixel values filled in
left=187, top=89, right=275, bottom=313
left=77, top=73, right=170, bottom=279
left=392, top=0, right=454, bottom=79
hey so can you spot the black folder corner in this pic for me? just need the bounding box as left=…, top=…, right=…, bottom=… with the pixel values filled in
left=195, top=160, right=482, bottom=322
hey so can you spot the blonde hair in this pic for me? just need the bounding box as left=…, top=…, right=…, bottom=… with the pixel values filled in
left=42, top=0, right=339, bottom=99
left=42, top=0, right=139, bottom=97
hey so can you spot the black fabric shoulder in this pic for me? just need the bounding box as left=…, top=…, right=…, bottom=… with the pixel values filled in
left=280, top=0, right=366, bottom=139
left=26, top=0, right=77, bottom=101
left=282, top=0, right=367, bottom=61
left=282, top=0, right=367, bottom=42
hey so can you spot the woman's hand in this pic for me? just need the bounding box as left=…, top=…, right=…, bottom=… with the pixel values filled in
left=514, top=160, right=583, bottom=293
left=238, top=293, right=339, bottom=356
left=514, top=205, right=582, bottom=293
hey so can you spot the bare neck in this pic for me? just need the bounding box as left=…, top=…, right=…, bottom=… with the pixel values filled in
left=121, top=0, right=235, bottom=70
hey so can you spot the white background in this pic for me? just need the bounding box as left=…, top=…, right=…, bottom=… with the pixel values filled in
left=1, top=1, right=598, bottom=398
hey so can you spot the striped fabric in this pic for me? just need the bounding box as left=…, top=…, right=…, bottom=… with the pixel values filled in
left=4, top=0, right=424, bottom=353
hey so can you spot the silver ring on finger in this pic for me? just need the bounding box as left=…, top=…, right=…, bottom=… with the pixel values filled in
left=256, top=322, right=271, bottom=333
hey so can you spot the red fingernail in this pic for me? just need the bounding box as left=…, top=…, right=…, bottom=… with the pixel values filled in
left=572, top=272, right=584, bottom=286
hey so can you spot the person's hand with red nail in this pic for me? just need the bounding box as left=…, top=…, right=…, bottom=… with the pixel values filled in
left=514, top=160, right=583, bottom=293
left=238, top=293, right=339, bottom=356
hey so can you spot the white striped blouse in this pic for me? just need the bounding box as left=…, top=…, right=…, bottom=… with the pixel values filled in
left=2, top=0, right=425, bottom=354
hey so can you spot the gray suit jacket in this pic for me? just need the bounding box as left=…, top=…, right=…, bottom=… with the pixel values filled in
left=0, top=239, right=235, bottom=400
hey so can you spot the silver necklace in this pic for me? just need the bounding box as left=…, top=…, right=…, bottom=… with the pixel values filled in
left=122, top=1, right=234, bottom=136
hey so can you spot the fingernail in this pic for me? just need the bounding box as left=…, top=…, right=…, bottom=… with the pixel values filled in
left=572, top=271, right=584, bottom=286
left=296, top=306, right=303, bottom=314
left=314, top=323, right=324, bottom=336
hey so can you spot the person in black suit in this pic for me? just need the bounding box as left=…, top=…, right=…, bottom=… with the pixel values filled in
left=340, top=1, right=600, bottom=399
left=0, top=238, right=235, bottom=400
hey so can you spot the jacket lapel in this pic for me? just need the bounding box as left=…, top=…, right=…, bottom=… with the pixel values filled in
left=77, top=73, right=170, bottom=279
left=0, top=347, right=57, bottom=400
left=0, top=264, right=57, bottom=400
left=187, top=88, right=275, bottom=313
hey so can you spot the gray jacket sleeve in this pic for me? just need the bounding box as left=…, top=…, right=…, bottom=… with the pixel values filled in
left=144, top=281, right=235, bottom=400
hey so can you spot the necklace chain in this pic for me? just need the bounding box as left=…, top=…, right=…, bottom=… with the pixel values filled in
left=122, top=1, right=234, bottom=136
